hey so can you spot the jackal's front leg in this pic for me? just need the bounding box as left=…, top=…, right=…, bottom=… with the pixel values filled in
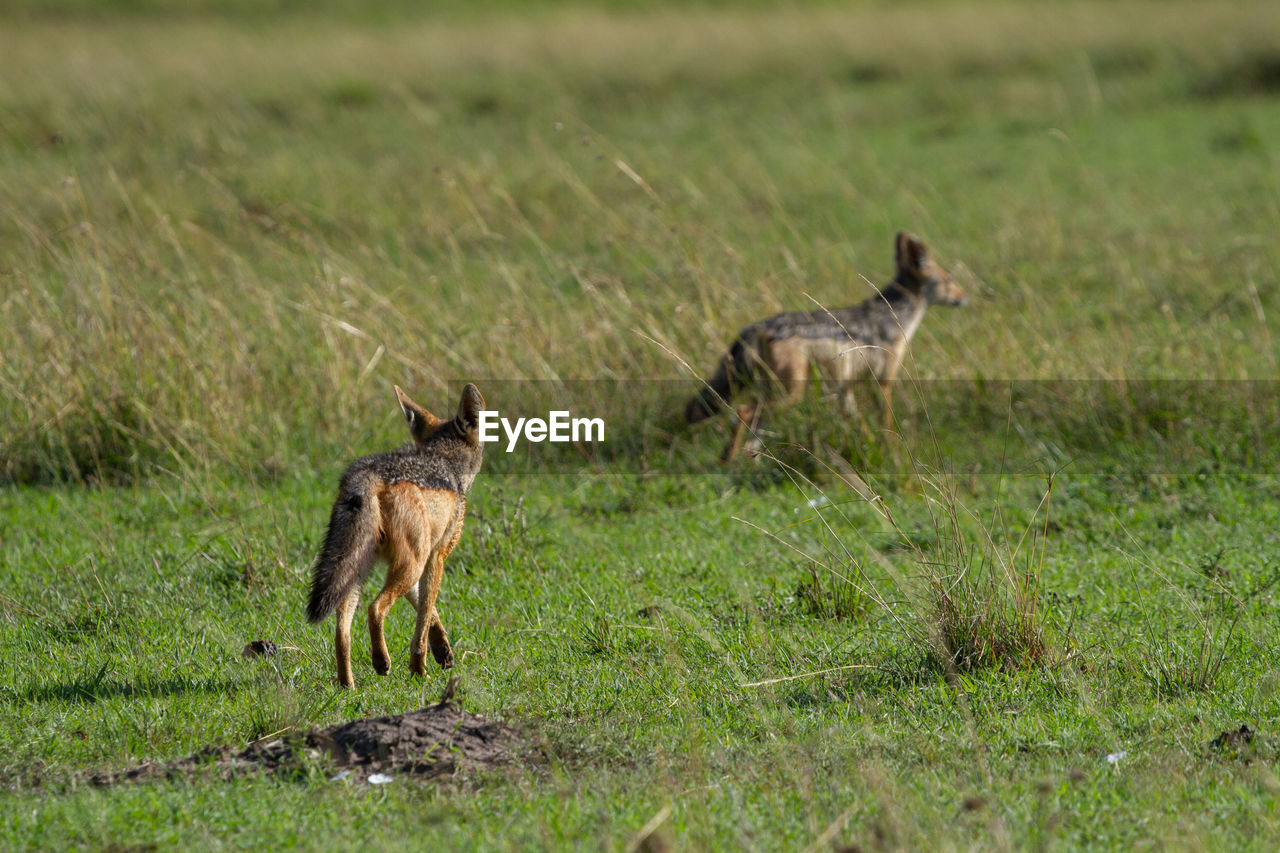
left=838, top=383, right=858, bottom=416
left=878, top=379, right=896, bottom=430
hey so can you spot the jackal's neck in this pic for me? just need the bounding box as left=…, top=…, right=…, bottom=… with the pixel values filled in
left=878, top=280, right=928, bottom=339
left=881, top=279, right=927, bottom=312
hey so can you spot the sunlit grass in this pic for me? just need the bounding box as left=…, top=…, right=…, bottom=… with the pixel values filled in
left=2, top=1, right=1280, bottom=848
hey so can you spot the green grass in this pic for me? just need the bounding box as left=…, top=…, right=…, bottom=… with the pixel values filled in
left=3, top=0, right=1280, bottom=848
left=3, top=471, right=1278, bottom=848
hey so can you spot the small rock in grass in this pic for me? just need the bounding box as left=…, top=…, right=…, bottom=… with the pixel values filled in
left=1209, top=724, right=1255, bottom=751
left=241, top=639, right=278, bottom=659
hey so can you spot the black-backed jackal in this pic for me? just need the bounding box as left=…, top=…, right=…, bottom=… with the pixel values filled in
left=686, top=232, right=967, bottom=459
left=306, top=384, right=484, bottom=688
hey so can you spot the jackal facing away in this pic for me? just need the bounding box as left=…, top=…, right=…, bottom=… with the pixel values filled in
left=685, top=232, right=967, bottom=457
left=307, top=384, right=484, bottom=689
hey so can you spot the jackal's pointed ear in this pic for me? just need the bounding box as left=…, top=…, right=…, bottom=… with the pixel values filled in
left=456, top=383, right=485, bottom=443
left=895, top=231, right=929, bottom=275
left=395, top=385, right=440, bottom=442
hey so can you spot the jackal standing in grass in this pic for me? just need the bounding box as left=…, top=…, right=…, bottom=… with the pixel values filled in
left=685, top=232, right=968, bottom=459
left=307, top=384, right=484, bottom=688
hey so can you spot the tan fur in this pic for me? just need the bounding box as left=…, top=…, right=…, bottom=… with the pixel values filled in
left=347, top=483, right=466, bottom=685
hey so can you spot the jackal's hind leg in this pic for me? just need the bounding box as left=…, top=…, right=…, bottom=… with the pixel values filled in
left=408, top=598, right=430, bottom=676
left=335, top=586, right=361, bottom=689
left=428, top=610, right=453, bottom=669
left=369, top=557, right=422, bottom=676
left=410, top=547, right=453, bottom=674
left=403, top=578, right=430, bottom=673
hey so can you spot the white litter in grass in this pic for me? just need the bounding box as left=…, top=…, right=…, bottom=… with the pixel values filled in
left=329, top=770, right=352, bottom=782
left=368, top=773, right=394, bottom=784
left=1105, top=751, right=1127, bottom=765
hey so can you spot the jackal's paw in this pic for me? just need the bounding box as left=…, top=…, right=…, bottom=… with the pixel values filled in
left=408, top=652, right=428, bottom=676
left=433, top=645, right=454, bottom=669
left=372, top=654, right=391, bottom=676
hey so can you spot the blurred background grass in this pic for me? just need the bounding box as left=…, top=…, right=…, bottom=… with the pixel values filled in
left=2, top=0, right=1279, bottom=484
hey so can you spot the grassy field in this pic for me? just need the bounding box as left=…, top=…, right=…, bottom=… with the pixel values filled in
left=3, top=0, right=1280, bottom=848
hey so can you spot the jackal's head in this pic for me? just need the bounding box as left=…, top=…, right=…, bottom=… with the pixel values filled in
left=894, top=232, right=968, bottom=307
left=394, top=383, right=486, bottom=489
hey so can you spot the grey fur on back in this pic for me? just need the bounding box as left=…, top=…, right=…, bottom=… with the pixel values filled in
left=754, top=281, right=924, bottom=344
left=345, top=418, right=484, bottom=497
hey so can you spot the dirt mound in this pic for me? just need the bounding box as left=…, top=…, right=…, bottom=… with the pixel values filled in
left=93, top=702, right=522, bottom=786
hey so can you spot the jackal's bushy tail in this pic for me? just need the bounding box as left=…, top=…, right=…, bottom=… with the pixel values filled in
left=306, top=470, right=383, bottom=623
left=686, top=335, right=753, bottom=423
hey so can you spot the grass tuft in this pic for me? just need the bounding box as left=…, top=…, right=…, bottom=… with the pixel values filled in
left=889, top=471, right=1059, bottom=675
left=793, top=565, right=870, bottom=622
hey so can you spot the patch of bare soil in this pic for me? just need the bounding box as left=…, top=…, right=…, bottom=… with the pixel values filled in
left=92, top=702, right=522, bottom=786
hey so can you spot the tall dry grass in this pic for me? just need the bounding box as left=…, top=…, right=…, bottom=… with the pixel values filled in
left=2, top=1, right=1279, bottom=482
